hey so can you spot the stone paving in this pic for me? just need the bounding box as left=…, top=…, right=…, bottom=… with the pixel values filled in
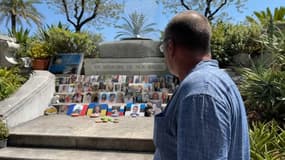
left=9, top=115, right=154, bottom=139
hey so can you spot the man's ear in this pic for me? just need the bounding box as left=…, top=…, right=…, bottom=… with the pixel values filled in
left=167, top=40, right=175, bottom=58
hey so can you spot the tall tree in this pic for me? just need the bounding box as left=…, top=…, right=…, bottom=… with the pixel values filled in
left=114, top=12, right=157, bottom=39
left=157, top=0, right=246, bottom=21
left=0, top=0, right=43, bottom=33
left=47, top=0, right=124, bottom=32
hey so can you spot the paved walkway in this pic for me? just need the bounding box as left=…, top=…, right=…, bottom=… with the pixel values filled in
left=10, top=115, right=154, bottom=139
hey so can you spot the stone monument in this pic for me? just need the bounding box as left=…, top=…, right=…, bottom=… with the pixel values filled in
left=84, top=38, right=168, bottom=75
left=0, top=35, right=19, bottom=67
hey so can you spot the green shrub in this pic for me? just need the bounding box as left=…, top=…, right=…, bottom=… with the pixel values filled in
left=211, top=22, right=262, bottom=67
left=27, top=40, right=54, bottom=59
left=250, top=121, right=285, bottom=160
left=240, top=21, right=285, bottom=124
left=240, top=68, right=285, bottom=124
left=0, top=120, right=8, bottom=140
left=41, top=27, right=102, bottom=57
left=0, top=68, right=27, bottom=101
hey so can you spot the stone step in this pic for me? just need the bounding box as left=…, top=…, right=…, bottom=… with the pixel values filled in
left=0, top=147, right=153, bottom=160
left=8, top=115, right=155, bottom=152
left=8, top=133, right=154, bottom=152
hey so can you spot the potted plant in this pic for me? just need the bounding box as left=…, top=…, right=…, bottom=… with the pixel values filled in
left=0, top=120, right=8, bottom=148
left=27, top=40, right=54, bottom=70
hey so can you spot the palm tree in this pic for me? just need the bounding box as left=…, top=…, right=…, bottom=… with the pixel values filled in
left=0, top=0, right=43, bottom=33
left=246, top=7, right=285, bottom=27
left=115, top=12, right=157, bottom=39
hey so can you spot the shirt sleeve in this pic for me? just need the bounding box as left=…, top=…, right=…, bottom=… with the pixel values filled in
left=177, top=94, right=230, bottom=160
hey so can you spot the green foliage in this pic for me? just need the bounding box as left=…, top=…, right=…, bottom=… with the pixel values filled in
left=240, top=68, right=285, bottom=123
left=8, top=27, right=30, bottom=57
left=0, top=67, right=26, bottom=101
left=211, top=22, right=262, bottom=66
left=246, top=7, right=285, bottom=28
left=240, top=20, right=285, bottom=124
left=8, top=27, right=30, bottom=44
left=27, top=40, right=54, bottom=59
left=0, top=120, right=8, bottom=140
left=44, top=27, right=101, bottom=57
left=0, top=0, right=43, bottom=32
left=250, top=121, right=285, bottom=160
left=115, top=11, right=157, bottom=39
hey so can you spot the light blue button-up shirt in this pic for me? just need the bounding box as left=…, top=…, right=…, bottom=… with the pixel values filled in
left=154, top=60, right=250, bottom=160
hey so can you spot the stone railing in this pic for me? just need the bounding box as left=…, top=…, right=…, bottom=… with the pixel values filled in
left=0, top=71, right=55, bottom=128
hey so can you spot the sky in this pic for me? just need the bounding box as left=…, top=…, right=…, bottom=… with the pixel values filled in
left=0, top=0, right=284, bottom=42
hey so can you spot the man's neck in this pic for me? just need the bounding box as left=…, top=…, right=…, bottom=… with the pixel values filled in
left=177, top=54, right=211, bottom=81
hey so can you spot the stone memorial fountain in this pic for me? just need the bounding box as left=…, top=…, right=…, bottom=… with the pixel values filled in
left=84, top=38, right=168, bottom=75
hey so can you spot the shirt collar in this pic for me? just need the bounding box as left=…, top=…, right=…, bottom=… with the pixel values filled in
left=191, top=59, right=219, bottom=73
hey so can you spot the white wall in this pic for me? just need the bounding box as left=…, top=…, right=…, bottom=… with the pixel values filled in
left=0, top=71, right=55, bottom=128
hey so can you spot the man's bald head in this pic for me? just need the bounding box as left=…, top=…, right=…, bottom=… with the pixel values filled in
left=164, top=11, right=211, bottom=54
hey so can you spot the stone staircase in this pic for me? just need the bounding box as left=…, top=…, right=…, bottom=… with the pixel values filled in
left=0, top=115, right=154, bottom=160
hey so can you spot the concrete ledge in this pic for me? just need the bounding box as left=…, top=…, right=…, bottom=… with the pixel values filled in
left=8, top=134, right=154, bottom=152
left=0, top=71, right=55, bottom=128
left=0, top=147, right=153, bottom=160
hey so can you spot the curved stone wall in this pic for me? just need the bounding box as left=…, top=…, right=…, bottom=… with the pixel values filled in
left=0, top=71, right=55, bottom=128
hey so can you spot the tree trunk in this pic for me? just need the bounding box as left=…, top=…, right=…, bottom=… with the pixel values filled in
left=11, top=14, right=16, bottom=33
left=75, top=25, right=81, bottom=32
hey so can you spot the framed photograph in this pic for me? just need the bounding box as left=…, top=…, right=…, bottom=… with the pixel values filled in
left=91, top=82, right=100, bottom=92
left=148, top=75, right=158, bottom=83
left=126, top=75, right=134, bottom=83
left=125, top=104, right=146, bottom=117
left=161, top=89, right=169, bottom=104
left=105, top=81, right=114, bottom=92
left=108, top=92, right=117, bottom=104
left=150, top=99, right=162, bottom=115
left=69, top=74, right=77, bottom=84
left=142, top=75, right=149, bottom=83
left=107, top=104, right=124, bottom=117
left=86, top=103, right=107, bottom=117
left=118, top=75, right=127, bottom=83
left=116, top=92, right=125, bottom=103
left=135, top=92, right=143, bottom=103
left=91, top=92, right=100, bottom=103
left=142, top=92, right=151, bottom=102
left=143, top=83, right=153, bottom=92
left=75, top=83, right=83, bottom=93
left=111, top=75, right=119, bottom=83
left=72, top=92, right=83, bottom=103
left=151, top=92, right=161, bottom=100
left=128, top=83, right=143, bottom=93
left=113, top=83, right=121, bottom=92
left=67, top=104, right=88, bottom=116
left=99, top=92, right=108, bottom=104
left=84, top=76, right=91, bottom=83
left=48, top=53, right=84, bottom=75
left=90, top=75, right=99, bottom=83
left=83, top=92, right=92, bottom=103
left=58, top=84, right=69, bottom=93
left=68, top=84, right=76, bottom=93
left=98, top=82, right=106, bottom=90
left=133, top=75, right=142, bottom=83
left=124, top=94, right=134, bottom=104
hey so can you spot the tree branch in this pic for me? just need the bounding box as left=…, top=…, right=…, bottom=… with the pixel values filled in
left=180, top=0, right=191, bottom=10
left=204, top=0, right=212, bottom=18
left=208, top=0, right=227, bottom=20
left=62, top=0, right=76, bottom=27
left=78, top=0, right=85, bottom=23
left=74, top=2, right=79, bottom=19
left=79, top=0, right=100, bottom=28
